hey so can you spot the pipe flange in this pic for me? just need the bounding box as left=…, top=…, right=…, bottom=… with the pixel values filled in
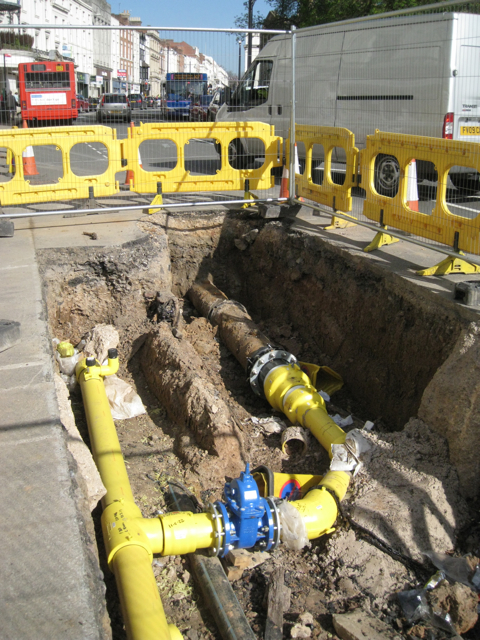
left=265, top=497, right=282, bottom=550
left=207, top=299, right=248, bottom=324
left=207, top=502, right=224, bottom=557
left=249, top=349, right=297, bottom=396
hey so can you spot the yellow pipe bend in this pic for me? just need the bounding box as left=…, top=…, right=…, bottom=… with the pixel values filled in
left=264, top=363, right=347, bottom=455
left=289, top=472, right=350, bottom=540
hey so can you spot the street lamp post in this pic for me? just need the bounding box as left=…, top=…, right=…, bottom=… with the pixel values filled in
left=237, top=37, right=242, bottom=87
left=247, top=0, right=254, bottom=69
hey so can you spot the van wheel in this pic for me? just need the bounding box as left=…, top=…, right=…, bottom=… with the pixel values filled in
left=374, top=154, right=400, bottom=197
left=450, top=173, right=480, bottom=195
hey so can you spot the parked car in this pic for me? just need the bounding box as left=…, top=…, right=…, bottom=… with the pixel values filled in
left=207, top=88, right=226, bottom=122
left=128, top=93, right=144, bottom=109
left=190, top=95, right=213, bottom=122
left=88, top=97, right=99, bottom=112
left=76, top=94, right=89, bottom=113
left=145, top=96, right=155, bottom=108
left=96, top=93, right=131, bottom=123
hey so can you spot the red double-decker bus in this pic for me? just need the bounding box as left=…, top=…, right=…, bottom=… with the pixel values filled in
left=19, top=61, right=78, bottom=126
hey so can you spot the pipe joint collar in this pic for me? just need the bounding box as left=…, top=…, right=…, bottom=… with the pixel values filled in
left=76, top=354, right=119, bottom=381
left=101, top=502, right=152, bottom=569
left=248, top=347, right=297, bottom=397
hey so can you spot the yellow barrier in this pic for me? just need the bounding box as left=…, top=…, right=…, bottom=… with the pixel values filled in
left=361, top=130, right=480, bottom=255
left=288, top=125, right=358, bottom=213
left=0, top=125, right=121, bottom=205
left=122, top=121, right=281, bottom=194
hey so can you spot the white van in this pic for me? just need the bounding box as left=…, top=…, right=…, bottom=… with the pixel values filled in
left=217, top=12, right=480, bottom=195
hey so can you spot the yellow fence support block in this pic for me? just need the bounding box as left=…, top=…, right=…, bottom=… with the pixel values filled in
left=364, top=230, right=400, bottom=253
left=123, top=121, right=281, bottom=196
left=324, top=214, right=357, bottom=230
left=361, top=130, right=480, bottom=257
left=289, top=125, right=358, bottom=213
left=416, top=256, right=480, bottom=276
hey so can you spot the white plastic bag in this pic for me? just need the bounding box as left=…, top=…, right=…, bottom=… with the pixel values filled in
left=330, top=428, right=372, bottom=475
left=103, top=375, right=146, bottom=420
left=278, top=499, right=310, bottom=550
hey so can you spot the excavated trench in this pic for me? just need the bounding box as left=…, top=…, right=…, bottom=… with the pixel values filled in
left=38, top=209, right=480, bottom=640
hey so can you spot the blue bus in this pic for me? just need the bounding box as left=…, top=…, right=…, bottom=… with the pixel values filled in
left=161, top=72, right=208, bottom=120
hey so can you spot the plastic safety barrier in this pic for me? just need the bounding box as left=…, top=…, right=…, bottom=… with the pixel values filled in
left=361, top=130, right=480, bottom=255
left=122, top=121, right=281, bottom=194
left=0, top=125, right=121, bottom=206
left=289, top=125, right=359, bottom=213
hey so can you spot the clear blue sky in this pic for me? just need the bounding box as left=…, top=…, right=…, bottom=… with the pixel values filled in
left=118, top=0, right=276, bottom=76
left=118, top=0, right=272, bottom=30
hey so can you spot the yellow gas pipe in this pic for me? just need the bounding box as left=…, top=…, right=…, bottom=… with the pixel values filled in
left=76, top=352, right=186, bottom=640
left=262, top=361, right=351, bottom=537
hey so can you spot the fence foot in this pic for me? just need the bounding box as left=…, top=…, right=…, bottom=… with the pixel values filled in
left=242, top=178, right=258, bottom=209
left=324, top=214, right=357, bottom=230
left=148, top=182, right=163, bottom=215
left=416, top=256, right=480, bottom=276
left=364, top=230, right=399, bottom=253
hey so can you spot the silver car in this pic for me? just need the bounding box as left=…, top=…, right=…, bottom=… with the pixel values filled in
left=96, top=93, right=131, bottom=123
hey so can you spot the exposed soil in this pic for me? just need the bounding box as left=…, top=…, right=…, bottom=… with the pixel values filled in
left=38, top=209, right=480, bottom=640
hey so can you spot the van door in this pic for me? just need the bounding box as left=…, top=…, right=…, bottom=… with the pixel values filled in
left=224, top=58, right=274, bottom=157
left=454, top=45, right=480, bottom=141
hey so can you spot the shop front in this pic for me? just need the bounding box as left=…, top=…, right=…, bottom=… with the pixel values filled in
left=77, top=72, right=89, bottom=97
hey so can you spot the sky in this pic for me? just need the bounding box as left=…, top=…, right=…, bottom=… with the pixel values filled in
left=117, top=0, right=276, bottom=76
left=118, top=0, right=273, bottom=30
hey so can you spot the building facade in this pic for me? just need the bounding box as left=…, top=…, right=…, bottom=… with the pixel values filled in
left=0, top=1, right=231, bottom=100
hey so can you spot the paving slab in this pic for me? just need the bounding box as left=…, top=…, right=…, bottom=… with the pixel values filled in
left=0, top=228, right=108, bottom=639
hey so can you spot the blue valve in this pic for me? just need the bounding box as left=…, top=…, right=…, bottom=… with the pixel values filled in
left=210, top=463, right=281, bottom=557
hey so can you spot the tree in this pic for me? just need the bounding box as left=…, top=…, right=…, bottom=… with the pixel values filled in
left=260, top=0, right=447, bottom=29
left=234, top=0, right=265, bottom=29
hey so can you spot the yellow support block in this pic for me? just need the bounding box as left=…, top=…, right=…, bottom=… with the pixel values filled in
left=242, top=178, right=258, bottom=208
left=416, top=256, right=480, bottom=276
left=324, top=214, right=357, bottom=230
left=364, top=230, right=400, bottom=253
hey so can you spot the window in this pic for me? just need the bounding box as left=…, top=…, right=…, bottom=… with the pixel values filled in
left=25, top=71, right=70, bottom=89
left=233, top=60, right=272, bottom=108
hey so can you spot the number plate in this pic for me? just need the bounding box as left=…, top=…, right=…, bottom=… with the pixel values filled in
left=460, top=125, right=480, bottom=136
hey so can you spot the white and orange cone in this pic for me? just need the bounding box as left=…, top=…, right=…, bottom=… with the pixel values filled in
left=294, top=143, right=301, bottom=175
left=22, top=120, right=39, bottom=176
left=407, top=159, right=419, bottom=211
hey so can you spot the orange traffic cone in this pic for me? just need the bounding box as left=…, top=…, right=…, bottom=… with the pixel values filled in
left=407, top=159, right=419, bottom=211
left=124, top=121, right=136, bottom=187
left=22, top=120, right=39, bottom=176
left=279, top=162, right=289, bottom=199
